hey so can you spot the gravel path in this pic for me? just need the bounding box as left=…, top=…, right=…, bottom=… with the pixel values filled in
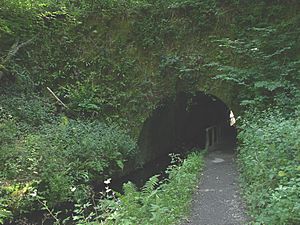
left=183, top=147, right=249, bottom=225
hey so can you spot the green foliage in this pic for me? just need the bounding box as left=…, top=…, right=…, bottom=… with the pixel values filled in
left=0, top=113, right=136, bottom=217
left=159, top=53, right=204, bottom=81
left=1, top=0, right=300, bottom=224
left=98, top=151, right=204, bottom=225
left=0, top=93, right=55, bottom=127
left=238, top=109, right=300, bottom=224
left=206, top=14, right=300, bottom=110
left=67, top=151, right=203, bottom=225
left=0, top=0, right=227, bottom=125
left=0, top=199, right=12, bottom=225
left=3, top=0, right=298, bottom=126
left=0, top=119, right=17, bottom=147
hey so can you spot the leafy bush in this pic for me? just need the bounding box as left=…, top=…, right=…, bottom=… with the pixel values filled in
left=97, top=151, right=204, bottom=225
left=0, top=119, right=136, bottom=211
left=1, top=151, right=202, bottom=224
left=238, top=109, right=300, bottom=225
left=206, top=20, right=300, bottom=111
left=0, top=93, right=55, bottom=127
left=0, top=119, right=17, bottom=147
left=0, top=197, right=12, bottom=225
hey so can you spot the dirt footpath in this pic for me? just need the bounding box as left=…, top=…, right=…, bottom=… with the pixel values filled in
left=183, top=147, right=249, bottom=225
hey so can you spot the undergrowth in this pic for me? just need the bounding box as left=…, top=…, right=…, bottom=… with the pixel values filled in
left=0, top=92, right=136, bottom=223
left=238, top=109, right=300, bottom=225
left=1, top=0, right=300, bottom=224
left=72, top=151, right=204, bottom=225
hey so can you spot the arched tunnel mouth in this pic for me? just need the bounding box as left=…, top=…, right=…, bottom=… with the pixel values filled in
left=110, top=91, right=237, bottom=191
left=137, top=91, right=237, bottom=161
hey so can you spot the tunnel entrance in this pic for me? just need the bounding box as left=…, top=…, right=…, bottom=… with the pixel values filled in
left=137, top=91, right=236, bottom=164
left=109, top=91, right=237, bottom=191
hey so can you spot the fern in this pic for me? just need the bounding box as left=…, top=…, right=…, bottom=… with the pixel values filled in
left=142, top=175, right=159, bottom=195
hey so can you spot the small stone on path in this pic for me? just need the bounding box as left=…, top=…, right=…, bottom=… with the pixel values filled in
left=212, top=158, right=225, bottom=163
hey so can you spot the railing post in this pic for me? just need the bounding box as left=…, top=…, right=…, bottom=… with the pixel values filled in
left=205, top=127, right=210, bottom=150
left=205, top=125, right=222, bottom=150
left=212, top=127, right=215, bottom=146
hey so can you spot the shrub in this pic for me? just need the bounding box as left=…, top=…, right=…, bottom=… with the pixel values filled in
left=238, top=109, right=300, bottom=225
left=0, top=119, right=136, bottom=209
left=0, top=94, right=56, bottom=127
left=0, top=201, right=12, bottom=225
left=97, top=151, right=204, bottom=225
left=0, top=119, right=17, bottom=147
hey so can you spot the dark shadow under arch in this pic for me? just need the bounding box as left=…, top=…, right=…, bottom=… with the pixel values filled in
left=108, top=91, right=237, bottom=191
left=137, top=91, right=236, bottom=164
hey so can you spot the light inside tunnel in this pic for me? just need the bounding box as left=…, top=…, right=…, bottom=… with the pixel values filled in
left=230, top=110, right=236, bottom=126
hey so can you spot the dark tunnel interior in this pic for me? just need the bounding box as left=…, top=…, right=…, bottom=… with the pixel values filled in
left=110, top=91, right=237, bottom=190
left=137, top=91, right=237, bottom=162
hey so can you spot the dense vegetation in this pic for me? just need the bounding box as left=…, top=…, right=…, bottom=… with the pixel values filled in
left=0, top=90, right=137, bottom=223
left=1, top=0, right=299, bottom=224
left=71, top=152, right=203, bottom=225
left=238, top=110, right=300, bottom=225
